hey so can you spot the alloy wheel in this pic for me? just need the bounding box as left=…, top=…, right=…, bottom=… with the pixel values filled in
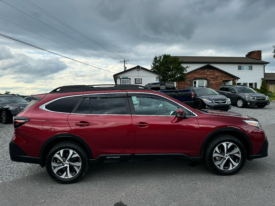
left=237, top=99, right=243, bottom=107
left=1, top=111, right=6, bottom=123
left=51, top=149, right=82, bottom=179
left=212, top=142, right=241, bottom=171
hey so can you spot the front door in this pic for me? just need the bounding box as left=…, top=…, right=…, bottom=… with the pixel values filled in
left=128, top=93, right=200, bottom=156
left=68, top=93, right=134, bottom=158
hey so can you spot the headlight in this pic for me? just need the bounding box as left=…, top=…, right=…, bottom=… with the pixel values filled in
left=203, top=99, right=213, bottom=104
left=243, top=120, right=262, bottom=129
left=226, top=98, right=231, bottom=104
left=266, top=96, right=269, bottom=101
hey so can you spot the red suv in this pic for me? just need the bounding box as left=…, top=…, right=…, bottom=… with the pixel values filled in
left=9, top=85, right=268, bottom=183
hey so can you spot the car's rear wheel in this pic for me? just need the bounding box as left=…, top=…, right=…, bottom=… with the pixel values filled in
left=236, top=99, right=245, bottom=108
left=205, top=135, right=246, bottom=175
left=46, top=142, right=89, bottom=184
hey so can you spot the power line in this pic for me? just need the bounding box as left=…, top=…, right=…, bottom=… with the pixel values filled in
left=0, top=16, right=98, bottom=58
left=0, top=32, right=116, bottom=73
left=0, top=0, right=120, bottom=61
left=23, top=0, right=126, bottom=60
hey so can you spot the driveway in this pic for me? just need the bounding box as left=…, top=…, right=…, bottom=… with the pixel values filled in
left=0, top=103, right=274, bottom=206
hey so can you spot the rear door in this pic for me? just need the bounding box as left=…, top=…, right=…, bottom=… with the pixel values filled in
left=128, top=93, right=200, bottom=156
left=68, top=93, right=134, bottom=158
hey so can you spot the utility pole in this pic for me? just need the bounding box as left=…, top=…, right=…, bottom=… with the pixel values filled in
left=120, top=59, right=129, bottom=71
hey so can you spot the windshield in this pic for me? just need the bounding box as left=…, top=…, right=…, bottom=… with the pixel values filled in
left=235, top=87, right=256, bottom=93
left=195, top=88, right=219, bottom=96
left=0, top=96, right=27, bottom=104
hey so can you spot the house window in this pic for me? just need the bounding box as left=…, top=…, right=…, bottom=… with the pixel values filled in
left=243, top=83, right=247, bottom=86
left=238, top=65, right=252, bottom=70
left=237, top=83, right=241, bottom=85
left=193, top=79, right=207, bottom=88
left=156, top=76, right=160, bottom=82
left=135, top=78, right=142, bottom=84
left=249, top=83, right=254, bottom=88
left=121, top=79, right=130, bottom=85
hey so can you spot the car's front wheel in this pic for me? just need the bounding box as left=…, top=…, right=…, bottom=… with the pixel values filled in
left=195, top=100, right=205, bottom=110
left=46, top=142, right=89, bottom=184
left=205, top=135, right=246, bottom=175
left=1, top=110, right=11, bottom=124
left=236, top=98, right=246, bottom=108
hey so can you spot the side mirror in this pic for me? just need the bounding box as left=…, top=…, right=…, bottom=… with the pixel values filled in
left=176, top=108, right=187, bottom=119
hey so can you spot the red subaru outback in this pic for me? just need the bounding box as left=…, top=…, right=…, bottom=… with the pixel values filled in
left=9, top=85, right=268, bottom=183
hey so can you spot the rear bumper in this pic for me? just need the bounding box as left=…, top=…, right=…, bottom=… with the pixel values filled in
left=9, top=140, right=41, bottom=164
left=249, top=136, right=268, bottom=160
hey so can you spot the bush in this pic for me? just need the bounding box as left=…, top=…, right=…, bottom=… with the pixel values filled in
left=267, top=91, right=273, bottom=97
left=259, top=79, right=268, bottom=95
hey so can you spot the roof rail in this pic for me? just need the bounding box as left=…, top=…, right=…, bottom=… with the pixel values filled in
left=50, top=84, right=148, bottom=93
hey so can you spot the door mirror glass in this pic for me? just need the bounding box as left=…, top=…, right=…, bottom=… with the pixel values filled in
left=176, top=108, right=186, bottom=118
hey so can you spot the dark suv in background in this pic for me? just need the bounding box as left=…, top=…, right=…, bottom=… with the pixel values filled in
left=0, top=95, right=28, bottom=124
left=218, top=86, right=270, bottom=108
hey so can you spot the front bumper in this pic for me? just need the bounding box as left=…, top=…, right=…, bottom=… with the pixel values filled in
left=246, top=100, right=270, bottom=106
left=205, top=104, right=231, bottom=111
left=9, top=140, right=41, bottom=164
left=249, top=136, right=268, bottom=160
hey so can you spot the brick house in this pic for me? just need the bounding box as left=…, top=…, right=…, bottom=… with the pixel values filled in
left=174, top=50, right=269, bottom=91
left=264, top=73, right=275, bottom=93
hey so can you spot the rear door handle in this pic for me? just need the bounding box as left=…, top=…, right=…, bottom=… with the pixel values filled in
left=75, top=121, right=90, bottom=127
left=134, top=122, right=149, bottom=128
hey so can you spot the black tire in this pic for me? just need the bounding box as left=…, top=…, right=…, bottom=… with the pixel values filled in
left=195, top=100, right=205, bottom=110
left=46, top=142, right=89, bottom=184
left=236, top=98, right=246, bottom=108
left=205, top=135, right=246, bottom=175
left=257, top=105, right=266, bottom=108
left=1, top=110, right=11, bottom=124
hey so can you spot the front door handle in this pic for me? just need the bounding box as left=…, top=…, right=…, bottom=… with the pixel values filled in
left=75, top=121, right=90, bottom=127
left=134, top=122, right=149, bottom=128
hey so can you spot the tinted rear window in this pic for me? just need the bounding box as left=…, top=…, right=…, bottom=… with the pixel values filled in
left=90, top=97, right=127, bottom=114
left=46, top=96, right=81, bottom=113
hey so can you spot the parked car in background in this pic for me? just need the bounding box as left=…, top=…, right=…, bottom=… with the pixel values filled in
left=10, top=85, right=268, bottom=183
left=24, top=96, right=32, bottom=102
left=185, top=87, right=231, bottom=111
left=218, top=85, right=270, bottom=108
left=145, top=82, right=195, bottom=107
left=0, top=95, right=28, bottom=124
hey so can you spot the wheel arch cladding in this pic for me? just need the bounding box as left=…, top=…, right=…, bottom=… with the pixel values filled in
left=200, top=127, right=252, bottom=159
left=39, top=134, right=93, bottom=167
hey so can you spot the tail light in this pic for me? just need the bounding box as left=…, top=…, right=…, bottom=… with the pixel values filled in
left=13, top=117, right=29, bottom=128
left=191, top=92, right=194, bottom=99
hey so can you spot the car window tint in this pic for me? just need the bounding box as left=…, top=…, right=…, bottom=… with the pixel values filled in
left=45, top=96, right=81, bottom=113
left=131, top=95, right=193, bottom=116
left=228, top=88, right=236, bottom=92
left=90, top=97, right=127, bottom=114
left=75, top=98, right=90, bottom=114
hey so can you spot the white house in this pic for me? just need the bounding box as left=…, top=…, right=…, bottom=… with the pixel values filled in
left=174, top=50, right=270, bottom=91
left=113, top=65, right=161, bottom=86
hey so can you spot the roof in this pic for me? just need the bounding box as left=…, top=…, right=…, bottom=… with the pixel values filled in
left=174, top=56, right=269, bottom=64
left=113, top=65, right=161, bottom=77
left=264, top=73, right=275, bottom=80
left=187, top=64, right=240, bottom=79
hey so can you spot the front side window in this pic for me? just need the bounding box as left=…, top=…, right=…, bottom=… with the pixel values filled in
left=235, top=87, right=256, bottom=93
left=45, top=96, right=81, bottom=113
left=238, top=65, right=252, bottom=70
left=75, top=98, right=90, bottom=114
left=131, top=95, right=194, bottom=116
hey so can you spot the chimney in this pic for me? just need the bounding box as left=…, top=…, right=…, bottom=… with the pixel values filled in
left=246, top=50, right=262, bottom=60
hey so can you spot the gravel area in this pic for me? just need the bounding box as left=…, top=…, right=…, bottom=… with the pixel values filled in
left=230, top=101, right=275, bottom=125
left=0, top=124, right=43, bottom=183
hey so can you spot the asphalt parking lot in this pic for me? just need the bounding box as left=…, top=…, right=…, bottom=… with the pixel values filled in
left=0, top=103, right=275, bottom=206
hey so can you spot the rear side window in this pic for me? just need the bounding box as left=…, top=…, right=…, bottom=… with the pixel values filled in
left=75, top=98, right=90, bottom=114
left=90, top=97, right=127, bottom=114
left=45, top=96, right=81, bottom=113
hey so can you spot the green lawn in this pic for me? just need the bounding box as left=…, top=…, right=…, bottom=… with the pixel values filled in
left=270, top=97, right=275, bottom=101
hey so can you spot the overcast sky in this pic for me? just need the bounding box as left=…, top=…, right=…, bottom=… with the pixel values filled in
left=0, top=0, right=274, bottom=95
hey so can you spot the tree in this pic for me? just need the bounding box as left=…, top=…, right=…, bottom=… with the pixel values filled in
left=259, top=79, right=267, bottom=95
left=232, top=80, right=236, bottom=85
left=5, top=91, right=10, bottom=94
left=151, top=54, right=187, bottom=88
left=273, top=46, right=275, bottom=58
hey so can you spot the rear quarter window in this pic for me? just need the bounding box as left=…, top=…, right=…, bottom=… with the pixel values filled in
left=45, top=96, right=81, bottom=113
